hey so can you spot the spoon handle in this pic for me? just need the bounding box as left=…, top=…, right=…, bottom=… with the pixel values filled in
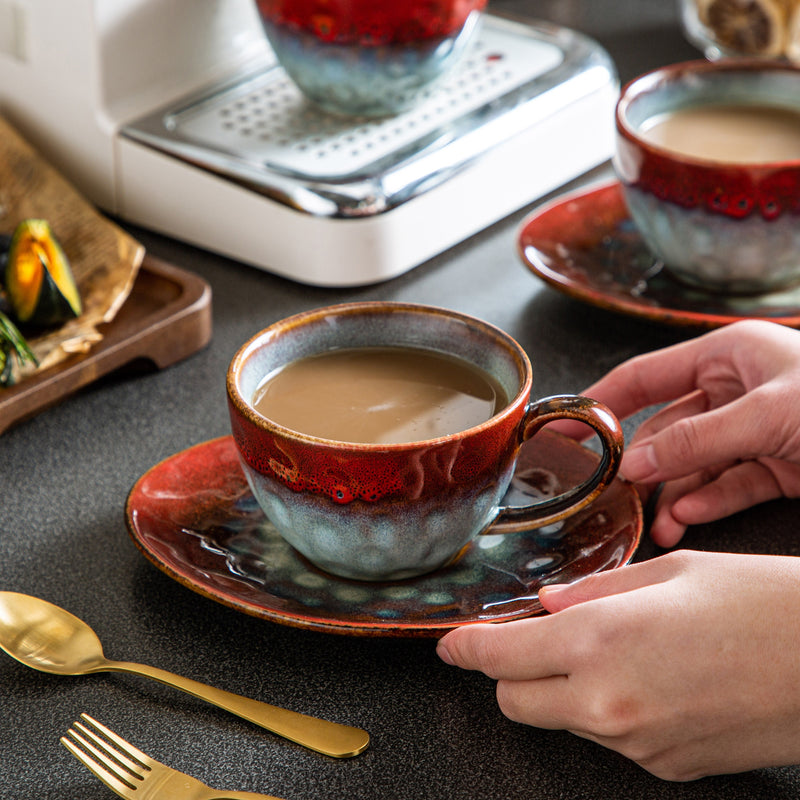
left=105, top=660, right=369, bottom=758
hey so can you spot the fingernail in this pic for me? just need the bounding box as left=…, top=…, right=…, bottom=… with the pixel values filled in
left=539, top=584, right=568, bottom=599
left=539, top=583, right=571, bottom=612
left=436, top=641, right=455, bottom=666
left=620, top=443, right=658, bottom=482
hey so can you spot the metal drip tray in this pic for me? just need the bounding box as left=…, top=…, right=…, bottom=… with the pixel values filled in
left=122, top=14, right=617, bottom=219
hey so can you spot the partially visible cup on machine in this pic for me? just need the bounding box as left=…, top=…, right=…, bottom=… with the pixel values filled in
left=253, top=0, right=487, bottom=116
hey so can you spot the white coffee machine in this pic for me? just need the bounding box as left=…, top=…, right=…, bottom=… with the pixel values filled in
left=0, top=0, right=618, bottom=286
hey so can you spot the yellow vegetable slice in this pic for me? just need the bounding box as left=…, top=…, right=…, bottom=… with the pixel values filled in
left=5, top=219, right=82, bottom=326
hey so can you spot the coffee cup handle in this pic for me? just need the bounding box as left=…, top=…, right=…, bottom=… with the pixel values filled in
left=488, top=395, right=624, bottom=533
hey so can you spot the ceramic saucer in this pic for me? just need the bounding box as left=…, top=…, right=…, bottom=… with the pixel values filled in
left=518, top=180, right=800, bottom=328
left=125, top=433, right=642, bottom=637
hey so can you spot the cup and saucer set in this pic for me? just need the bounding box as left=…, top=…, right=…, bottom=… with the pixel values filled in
left=126, top=302, right=643, bottom=637
left=521, top=59, right=800, bottom=329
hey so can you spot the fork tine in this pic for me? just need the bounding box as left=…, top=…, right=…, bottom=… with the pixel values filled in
left=75, top=714, right=152, bottom=774
left=61, top=735, right=139, bottom=796
left=61, top=713, right=156, bottom=797
left=69, top=725, right=143, bottom=782
left=78, top=714, right=154, bottom=768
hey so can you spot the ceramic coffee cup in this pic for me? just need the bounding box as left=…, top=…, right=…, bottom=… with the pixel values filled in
left=227, top=302, right=623, bottom=581
left=615, top=59, right=800, bottom=294
left=254, top=0, right=487, bottom=116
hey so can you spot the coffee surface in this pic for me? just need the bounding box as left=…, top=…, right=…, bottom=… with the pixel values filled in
left=640, top=104, right=800, bottom=163
left=252, top=347, right=508, bottom=443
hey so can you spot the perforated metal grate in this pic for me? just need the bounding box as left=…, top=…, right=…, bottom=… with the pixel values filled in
left=159, top=21, right=563, bottom=178
left=123, top=15, right=614, bottom=219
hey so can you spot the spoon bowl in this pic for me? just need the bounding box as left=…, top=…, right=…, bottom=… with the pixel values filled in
left=0, top=591, right=369, bottom=758
left=0, top=591, right=109, bottom=675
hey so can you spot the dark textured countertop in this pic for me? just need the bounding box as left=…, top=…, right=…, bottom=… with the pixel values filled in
left=4, top=3, right=800, bottom=799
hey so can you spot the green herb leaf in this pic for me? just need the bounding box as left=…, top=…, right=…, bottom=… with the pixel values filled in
left=0, top=309, right=38, bottom=386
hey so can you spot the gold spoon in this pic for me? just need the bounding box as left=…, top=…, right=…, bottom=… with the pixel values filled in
left=0, top=591, right=369, bottom=758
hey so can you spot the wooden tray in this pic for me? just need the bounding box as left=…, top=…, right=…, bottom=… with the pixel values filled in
left=0, top=255, right=212, bottom=434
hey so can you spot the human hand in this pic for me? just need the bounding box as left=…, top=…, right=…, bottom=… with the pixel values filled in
left=436, top=550, right=800, bottom=781
left=574, top=320, right=800, bottom=546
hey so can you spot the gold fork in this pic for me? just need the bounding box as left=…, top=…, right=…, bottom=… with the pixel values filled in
left=62, top=713, right=287, bottom=800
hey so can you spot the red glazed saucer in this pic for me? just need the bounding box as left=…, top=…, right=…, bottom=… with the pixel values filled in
left=125, top=431, right=641, bottom=637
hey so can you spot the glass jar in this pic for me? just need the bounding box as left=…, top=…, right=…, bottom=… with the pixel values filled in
left=680, top=0, right=800, bottom=62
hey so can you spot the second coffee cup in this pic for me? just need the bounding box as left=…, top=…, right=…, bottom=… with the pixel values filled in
left=227, top=302, right=623, bottom=581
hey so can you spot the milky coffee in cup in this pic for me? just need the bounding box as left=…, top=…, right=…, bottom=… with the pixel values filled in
left=640, top=104, right=800, bottom=163
left=252, top=346, right=507, bottom=445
